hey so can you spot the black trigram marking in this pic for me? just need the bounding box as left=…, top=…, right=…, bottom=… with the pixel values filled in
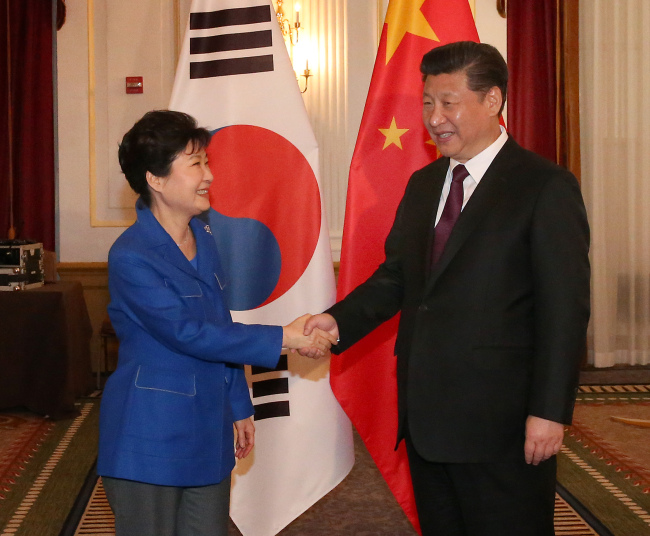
left=251, top=354, right=288, bottom=375
left=190, top=31, right=272, bottom=55
left=190, top=6, right=271, bottom=29
left=253, top=401, right=290, bottom=420
left=250, top=354, right=290, bottom=421
left=190, top=55, right=273, bottom=79
left=189, top=6, right=274, bottom=79
left=252, top=378, right=289, bottom=398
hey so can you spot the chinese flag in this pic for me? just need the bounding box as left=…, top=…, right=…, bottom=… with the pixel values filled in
left=331, top=0, right=479, bottom=532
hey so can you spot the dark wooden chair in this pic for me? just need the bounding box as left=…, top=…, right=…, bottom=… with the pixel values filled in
left=98, top=316, right=116, bottom=389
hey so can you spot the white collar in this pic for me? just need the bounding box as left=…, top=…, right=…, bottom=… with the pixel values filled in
left=450, top=125, right=508, bottom=183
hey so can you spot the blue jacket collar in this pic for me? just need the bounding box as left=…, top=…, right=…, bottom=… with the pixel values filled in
left=134, top=199, right=220, bottom=289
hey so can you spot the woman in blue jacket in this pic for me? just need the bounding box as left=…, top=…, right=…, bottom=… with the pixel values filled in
left=97, top=110, right=334, bottom=536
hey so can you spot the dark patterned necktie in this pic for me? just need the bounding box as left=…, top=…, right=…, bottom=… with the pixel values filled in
left=431, top=164, right=469, bottom=266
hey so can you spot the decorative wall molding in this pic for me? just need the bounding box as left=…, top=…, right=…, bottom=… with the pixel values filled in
left=87, top=0, right=176, bottom=227
left=87, top=0, right=135, bottom=227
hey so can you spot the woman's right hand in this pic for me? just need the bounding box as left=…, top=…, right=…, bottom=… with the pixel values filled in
left=282, top=314, right=337, bottom=357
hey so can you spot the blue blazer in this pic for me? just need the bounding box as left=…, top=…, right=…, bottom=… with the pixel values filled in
left=97, top=200, right=282, bottom=487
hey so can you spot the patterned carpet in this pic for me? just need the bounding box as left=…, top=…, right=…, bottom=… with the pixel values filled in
left=557, top=385, right=650, bottom=535
left=0, top=397, right=99, bottom=536
left=0, top=411, right=55, bottom=500
left=70, top=476, right=600, bottom=536
left=2, top=388, right=638, bottom=536
left=69, top=430, right=602, bottom=536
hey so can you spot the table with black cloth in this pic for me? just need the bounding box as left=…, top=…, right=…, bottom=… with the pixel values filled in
left=0, top=281, right=94, bottom=419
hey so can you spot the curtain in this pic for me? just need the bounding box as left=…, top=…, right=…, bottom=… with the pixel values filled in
left=581, top=0, right=650, bottom=366
left=556, top=0, right=580, bottom=178
left=0, top=0, right=56, bottom=251
left=506, top=0, right=557, bottom=164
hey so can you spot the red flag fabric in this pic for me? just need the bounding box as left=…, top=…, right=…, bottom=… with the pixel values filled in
left=331, top=0, right=480, bottom=531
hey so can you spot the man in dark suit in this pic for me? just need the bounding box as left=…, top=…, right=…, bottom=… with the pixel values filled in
left=304, top=41, right=590, bottom=535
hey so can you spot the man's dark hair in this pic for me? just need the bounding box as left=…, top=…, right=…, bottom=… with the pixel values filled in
left=420, top=41, right=508, bottom=115
left=118, top=110, right=211, bottom=207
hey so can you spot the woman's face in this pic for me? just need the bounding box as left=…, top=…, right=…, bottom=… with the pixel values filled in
left=153, top=143, right=213, bottom=217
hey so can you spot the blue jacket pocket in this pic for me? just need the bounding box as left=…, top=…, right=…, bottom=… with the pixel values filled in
left=134, top=365, right=196, bottom=396
left=125, top=366, right=197, bottom=448
left=165, top=277, right=202, bottom=298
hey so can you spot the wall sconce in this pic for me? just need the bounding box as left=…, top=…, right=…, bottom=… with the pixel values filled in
left=298, top=60, right=311, bottom=93
left=275, top=1, right=312, bottom=93
left=276, top=0, right=300, bottom=46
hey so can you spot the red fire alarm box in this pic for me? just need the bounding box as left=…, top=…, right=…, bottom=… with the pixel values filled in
left=126, top=77, right=143, bottom=94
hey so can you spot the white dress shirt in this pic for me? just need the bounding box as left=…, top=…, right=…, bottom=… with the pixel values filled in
left=434, top=126, right=509, bottom=226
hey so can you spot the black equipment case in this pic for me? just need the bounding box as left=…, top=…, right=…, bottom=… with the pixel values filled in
left=0, top=240, right=45, bottom=291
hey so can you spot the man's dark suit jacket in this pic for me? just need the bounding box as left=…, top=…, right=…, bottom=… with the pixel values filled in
left=328, top=137, right=590, bottom=464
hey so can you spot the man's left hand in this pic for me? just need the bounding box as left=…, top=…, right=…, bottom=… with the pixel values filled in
left=524, top=415, right=564, bottom=465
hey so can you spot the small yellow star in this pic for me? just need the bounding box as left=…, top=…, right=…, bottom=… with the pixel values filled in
left=384, top=0, right=439, bottom=64
left=379, top=117, right=410, bottom=149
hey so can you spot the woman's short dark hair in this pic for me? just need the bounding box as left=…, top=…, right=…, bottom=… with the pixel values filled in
left=118, top=110, right=211, bottom=207
left=420, top=41, right=508, bottom=115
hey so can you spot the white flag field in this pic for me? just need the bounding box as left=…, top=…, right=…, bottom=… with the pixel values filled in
left=169, top=1, right=354, bottom=535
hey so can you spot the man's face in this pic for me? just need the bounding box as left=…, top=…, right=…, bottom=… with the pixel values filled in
left=422, top=71, right=502, bottom=163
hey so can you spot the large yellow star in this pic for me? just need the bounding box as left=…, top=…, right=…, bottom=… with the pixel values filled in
left=385, top=0, right=439, bottom=64
left=379, top=117, right=409, bottom=149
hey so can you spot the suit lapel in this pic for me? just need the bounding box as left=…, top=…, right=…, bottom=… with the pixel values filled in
left=426, top=138, right=522, bottom=291
left=424, top=163, right=448, bottom=274
left=192, top=217, right=224, bottom=292
left=136, top=201, right=218, bottom=285
left=160, top=241, right=201, bottom=280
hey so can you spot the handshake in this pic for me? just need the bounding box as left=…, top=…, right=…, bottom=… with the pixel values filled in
left=281, top=313, right=339, bottom=359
